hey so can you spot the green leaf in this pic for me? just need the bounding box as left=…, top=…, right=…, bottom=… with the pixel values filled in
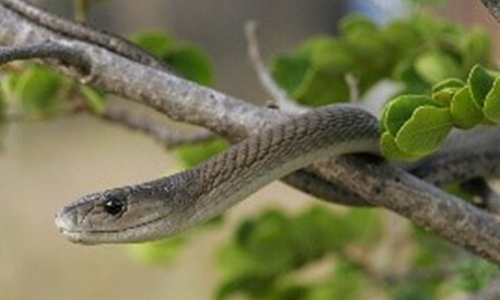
left=14, top=66, right=63, bottom=116
left=293, top=67, right=350, bottom=106
left=338, top=15, right=377, bottom=38
left=79, top=86, right=106, bottom=114
left=395, top=106, right=454, bottom=155
left=310, top=262, right=366, bottom=300
left=167, top=44, right=214, bottom=86
left=468, top=64, right=495, bottom=108
left=484, top=76, right=500, bottom=124
left=450, top=86, right=484, bottom=129
left=130, top=31, right=173, bottom=59
left=127, top=235, right=186, bottom=266
left=216, top=273, right=275, bottom=300
left=460, top=28, right=491, bottom=71
left=173, top=137, right=229, bottom=168
left=381, top=132, right=422, bottom=161
left=342, top=209, right=381, bottom=244
left=431, top=78, right=465, bottom=106
left=415, top=51, right=460, bottom=84
left=383, top=95, right=436, bottom=136
left=271, top=56, right=311, bottom=96
left=452, top=259, right=499, bottom=293
left=432, top=78, right=465, bottom=93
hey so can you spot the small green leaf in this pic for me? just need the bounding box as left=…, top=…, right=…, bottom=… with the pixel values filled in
left=127, top=236, right=186, bottom=266
left=432, top=88, right=460, bottom=106
left=452, top=259, right=499, bottom=293
left=484, top=77, right=500, bottom=124
left=450, top=86, right=484, bottom=129
left=468, top=64, right=495, bottom=108
left=14, top=66, right=63, bottom=116
left=432, top=78, right=465, bottom=93
left=167, top=44, right=214, bottom=86
left=396, top=106, right=454, bottom=155
left=130, top=31, right=173, bottom=59
left=383, top=95, right=436, bottom=136
left=271, top=56, right=311, bottom=96
left=173, top=137, right=228, bottom=168
left=79, top=86, right=106, bottom=114
left=381, top=132, right=421, bottom=161
left=460, top=28, right=491, bottom=71
left=338, top=14, right=377, bottom=38
left=415, top=51, right=460, bottom=84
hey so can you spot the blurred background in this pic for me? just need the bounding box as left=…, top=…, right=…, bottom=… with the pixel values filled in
left=1, top=0, right=500, bottom=299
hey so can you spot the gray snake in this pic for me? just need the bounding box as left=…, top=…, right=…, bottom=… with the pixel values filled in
left=55, top=105, right=500, bottom=244
left=56, top=105, right=381, bottom=244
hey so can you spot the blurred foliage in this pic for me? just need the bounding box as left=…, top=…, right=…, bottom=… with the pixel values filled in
left=1, top=2, right=500, bottom=299
left=130, top=31, right=214, bottom=86
left=215, top=207, right=380, bottom=299
left=173, top=137, right=229, bottom=168
left=271, top=14, right=490, bottom=106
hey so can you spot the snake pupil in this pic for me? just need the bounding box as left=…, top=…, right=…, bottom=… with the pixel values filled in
left=104, top=197, right=125, bottom=216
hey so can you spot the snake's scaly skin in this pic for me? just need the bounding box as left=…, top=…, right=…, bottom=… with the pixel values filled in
left=56, top=106, right=380, bottom=244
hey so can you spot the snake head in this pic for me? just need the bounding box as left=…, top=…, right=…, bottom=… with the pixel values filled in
left=55, top=185, right=185, bottom=244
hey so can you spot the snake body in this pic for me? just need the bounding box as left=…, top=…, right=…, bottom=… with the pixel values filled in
left=56, top=106, right=380, bottom=244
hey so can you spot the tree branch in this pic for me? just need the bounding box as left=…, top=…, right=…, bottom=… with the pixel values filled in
left=97, top=105, right=216, bottom=149
left=0, top=42, right=91, bottom=74
left=244, top=20, right=306, bottom=113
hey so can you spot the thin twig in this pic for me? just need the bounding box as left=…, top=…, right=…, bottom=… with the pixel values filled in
left=97, top=105, right=216, bottom=149
left=345, top=73, right=360, bottom=103
left=244, top=20, right=307, bottom=113
left=74, top=0, right=91, bottom=23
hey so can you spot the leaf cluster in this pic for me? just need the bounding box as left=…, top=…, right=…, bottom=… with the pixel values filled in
left=215, top=207, right=380, bottom=299
left=381, top=64, right=500, bottom=160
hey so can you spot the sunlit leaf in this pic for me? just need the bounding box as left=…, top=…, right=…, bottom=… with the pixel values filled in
left=483, top=77, right=500, bottom=124
left=173, top=137, right=228, bottom=168
left=468, top=64, right=495, bottom=108
left=14, top=66, right=63, bottom=116
left=128, top=236, right=187, bottom=266
left=167, top=44, right=214, bottom=86
left=395, top=106, right=454, bottom=155
left=450, top=86, right=483, bottom=129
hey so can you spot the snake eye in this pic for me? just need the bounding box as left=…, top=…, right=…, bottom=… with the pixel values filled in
left=104, top=196, right=126, bottom=216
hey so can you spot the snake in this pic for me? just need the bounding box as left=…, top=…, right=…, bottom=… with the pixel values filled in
left=55, top=104, right=500, bottom=244
left=55, top=105, right=381, bottom=244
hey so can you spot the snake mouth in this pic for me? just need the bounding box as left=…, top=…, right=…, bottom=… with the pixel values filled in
left=55, top=214, right=171, bottom=244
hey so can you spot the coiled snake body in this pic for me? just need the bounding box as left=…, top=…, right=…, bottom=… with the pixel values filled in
left=56, top=106, right=380, bottom=244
